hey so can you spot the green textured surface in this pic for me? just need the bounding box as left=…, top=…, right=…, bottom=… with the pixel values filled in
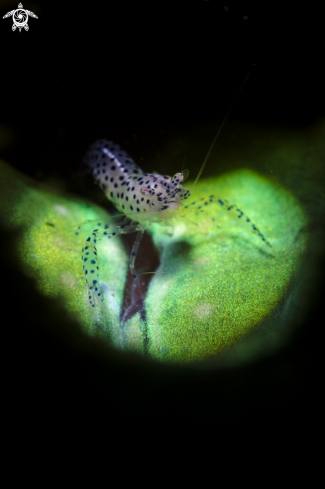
left=0, top=160, right=128, bottom=341
left=0, top=128, right=309, bottom=363
left=145, top=169, right=307, bottom=362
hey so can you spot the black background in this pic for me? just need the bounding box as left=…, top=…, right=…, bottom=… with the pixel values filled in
left=1, top=1, right=324, bottom=432
left=1, top=1, right=324, bottom=177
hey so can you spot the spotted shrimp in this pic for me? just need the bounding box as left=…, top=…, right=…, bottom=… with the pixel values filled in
left=79, top=136, right=272, bottom=308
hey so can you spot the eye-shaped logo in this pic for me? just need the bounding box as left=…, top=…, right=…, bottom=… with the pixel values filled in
left=2, top=3, right=38, bottom=32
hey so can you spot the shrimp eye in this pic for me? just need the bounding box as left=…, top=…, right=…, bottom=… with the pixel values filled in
left=173, top=173, right=183, bottom=182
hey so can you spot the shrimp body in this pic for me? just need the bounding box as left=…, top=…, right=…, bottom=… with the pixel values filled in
left=80, top=140, right=190, bottom=307
left=80, top=139, right=271, bottom=307
left=82, top=140, right=190, bottom=224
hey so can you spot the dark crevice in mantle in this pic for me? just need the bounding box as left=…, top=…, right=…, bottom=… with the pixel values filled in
left=119, top=230, right=160, bottom=353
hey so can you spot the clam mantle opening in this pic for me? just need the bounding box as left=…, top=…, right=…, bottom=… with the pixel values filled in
left=0, top=156, right=307, bottom=364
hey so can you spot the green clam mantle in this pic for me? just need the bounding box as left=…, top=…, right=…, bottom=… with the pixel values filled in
left=0, top=134, right=308, bottom=363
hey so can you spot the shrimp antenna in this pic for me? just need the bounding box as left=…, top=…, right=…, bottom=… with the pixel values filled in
left=191, top=65, right=255, bottom=189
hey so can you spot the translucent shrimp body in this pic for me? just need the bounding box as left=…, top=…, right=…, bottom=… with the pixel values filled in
left=80, top=139, right=190, bottom=306
left=80, top=139, right=272, bottom=307
left=82, top=140, right=190, bottom=224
